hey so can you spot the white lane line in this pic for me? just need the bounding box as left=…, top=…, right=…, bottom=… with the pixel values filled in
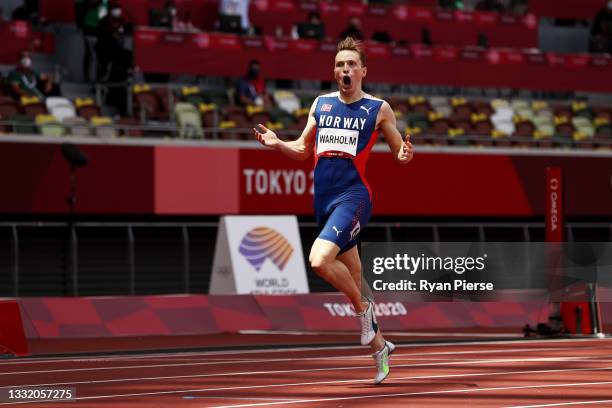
left=0, top=378, right=612, bottom=408
left=183, top=397, right=301, bottom=401
left=2, top=354, right=611, bottom=377
left=4, top=344, right=611, bottom=375
left=507, top=400, right=612, bottom=408
left=240, top=330, right=517, bottom=338
left=210, top=381, right=612, bottom=408
left=12, top=337, right=610, bottom=364
left=0, top=359, right=612, bottom=391
left=3, top=345, right=595, bottom=367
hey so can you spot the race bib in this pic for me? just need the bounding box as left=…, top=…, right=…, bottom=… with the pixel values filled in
left=316, top=128, right=359, bottom=157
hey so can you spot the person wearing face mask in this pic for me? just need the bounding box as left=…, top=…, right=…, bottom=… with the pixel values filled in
left=8, top=51, right=52, bottom=100
left=165, top=1, right=196, bottom=32
left=235, top=60, right=271, bottom=109
left=150, top=1, right=178, bottom=29
left=590, top=0, right=612, bottom=53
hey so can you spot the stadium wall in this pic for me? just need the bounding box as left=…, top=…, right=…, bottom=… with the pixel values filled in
left=1, top=138, right=611, bottom=217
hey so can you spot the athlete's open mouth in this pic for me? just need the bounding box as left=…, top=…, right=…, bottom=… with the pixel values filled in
left=343, top=76, right=351, bottom=86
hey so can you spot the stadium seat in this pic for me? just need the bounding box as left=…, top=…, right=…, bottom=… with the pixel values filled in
left=553, top=104, right=573, bottom=119
left=153, top=87, right=171, bottom=121
left=247, top=105, right=270, bottom=125
left=46, top=97, right=76, bottom=123
left=75, top=97, right=101, bottom=120
left=35, top=114, right=65, bottom=137
left=471, top=113, right=493, bottom=137
left=511, top=99, right=530, bottom=112
left=572, top=101, right=592, bottom=119
left=219, top=120, right=240, bottom=140
left=473, top=101, right=493, bottom=116
left=271, top=107, right=296, bottom=129
left=389, top=97, right=409, bottom=114
left=572, top=117, right=595, bottom=139
left=592, top=105, right=612, bottom=121
left=452, top=100, right=473, bottom=121
left=63, top=117, right=91, bottom=137
left=181, top=86, right=207, bottom=106
left=10, top=114, right=37, bottom=134
left=133, top=86, right=162, bottom=122
left=206, top=88, right=230, bottom=108
left=409, top=96, right=430, bottom=115
left=491, top=105, right=515, bottom=137
left=200, top=103, right=218, bottom=129
left=116, top=117, right=143, bottom=137
left=593, top=126, right=612, bottom=149
left=225, top=105, right=248, bottom=128
left=91, top=116, right=117, bottom=138
left=0, top=97, right=19, bottom=121
left=175, top=102, right=203, bottom=139
left=0, top=111, right=9, bottom=133
left=21, top=96, right=47, bottom=118
left=531, top=100, right=550, bottom=113
left=273, top=90, right=300, bottom=115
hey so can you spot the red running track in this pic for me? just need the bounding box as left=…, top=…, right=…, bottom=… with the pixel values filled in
left=1, top=337, right=612, bottom=407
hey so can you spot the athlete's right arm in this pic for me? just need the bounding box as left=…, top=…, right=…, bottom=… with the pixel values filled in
left=253, top=98, right=318, bottom=161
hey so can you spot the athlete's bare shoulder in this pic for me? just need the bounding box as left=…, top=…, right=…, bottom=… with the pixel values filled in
left=373, top=98, right=393, bottom=128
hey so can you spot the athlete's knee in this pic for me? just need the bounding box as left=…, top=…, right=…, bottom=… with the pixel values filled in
left=309, top=253, right=330, bottom=272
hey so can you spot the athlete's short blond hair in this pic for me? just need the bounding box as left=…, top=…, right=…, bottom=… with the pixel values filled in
left=336, top=37, right=366, bottom=67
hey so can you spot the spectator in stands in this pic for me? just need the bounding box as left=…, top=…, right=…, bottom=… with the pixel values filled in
left=149, top=1, right=196, bottom=32
left=338, top=17, right=363, bottom=40
left=235, top=60, right=271, bottom=109
left=475, top=0, right=505, bottom=12
left=219, top=0, right=251, bottom=34
left=508, top=0, right=529, bottom=15
left=96, top=1, right=132, bottom=114
left=439, top=0, right=464, bottom=10
left=11, top=0, right=39, bottom=23
left=7, top=51, right=53, bottom=100
left=292, top=11, right=325, bottom=40
left=95, top=2, right=131, bottom=80
left=76, top=0, right=107, bottom=82
left=590, top=1, right=612, bottom=53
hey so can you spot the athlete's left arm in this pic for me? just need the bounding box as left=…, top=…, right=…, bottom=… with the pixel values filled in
left=377, top=101, right=414, bottom=164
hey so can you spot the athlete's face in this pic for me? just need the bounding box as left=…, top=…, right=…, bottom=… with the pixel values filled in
left=334, top=50, right=366, bottom=94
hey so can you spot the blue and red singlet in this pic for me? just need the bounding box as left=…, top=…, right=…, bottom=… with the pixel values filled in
left=312, top=91, right=383, bottom=253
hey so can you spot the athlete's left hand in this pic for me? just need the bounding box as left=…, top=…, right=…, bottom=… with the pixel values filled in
left=398, top=134, right=414, bottom=163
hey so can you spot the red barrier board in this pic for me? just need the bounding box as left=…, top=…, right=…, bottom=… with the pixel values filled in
left=15, top=294, right=552, bottom=340
left=0, top=301, right=29, bottom=356
left=0, top=21, right=31, bottom=64
left=18, top=295, right=271, bottom=338
left=249, top=4, right=537, bottom=48
left=1, top=142, right=612, bottom=217
left=134, top=30, right=611, bottom=93
left=39, top=0, right=534, bottom=48
left=254, top=293, right=551, bottom=332
left=528, top=0, right=604, bottom=20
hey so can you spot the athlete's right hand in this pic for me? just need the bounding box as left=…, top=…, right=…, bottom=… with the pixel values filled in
left=253, top=123, right=280, bottom=149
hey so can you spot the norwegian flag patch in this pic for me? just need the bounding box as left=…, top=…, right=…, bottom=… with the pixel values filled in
left=321, top=104, right=333, bottom=112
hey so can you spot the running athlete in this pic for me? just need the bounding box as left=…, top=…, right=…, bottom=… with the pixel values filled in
left=253, top=37, right=414, bottom=384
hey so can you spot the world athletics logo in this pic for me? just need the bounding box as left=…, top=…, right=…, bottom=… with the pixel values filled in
left=238, top=227, right=294, bottom=272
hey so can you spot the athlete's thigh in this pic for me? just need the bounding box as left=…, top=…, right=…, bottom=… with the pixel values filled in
left=317, top=189, right=371, bottom=253
left=337, top=245, right=361, bottom=275
left=309, top=238, right=341, bottom=265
